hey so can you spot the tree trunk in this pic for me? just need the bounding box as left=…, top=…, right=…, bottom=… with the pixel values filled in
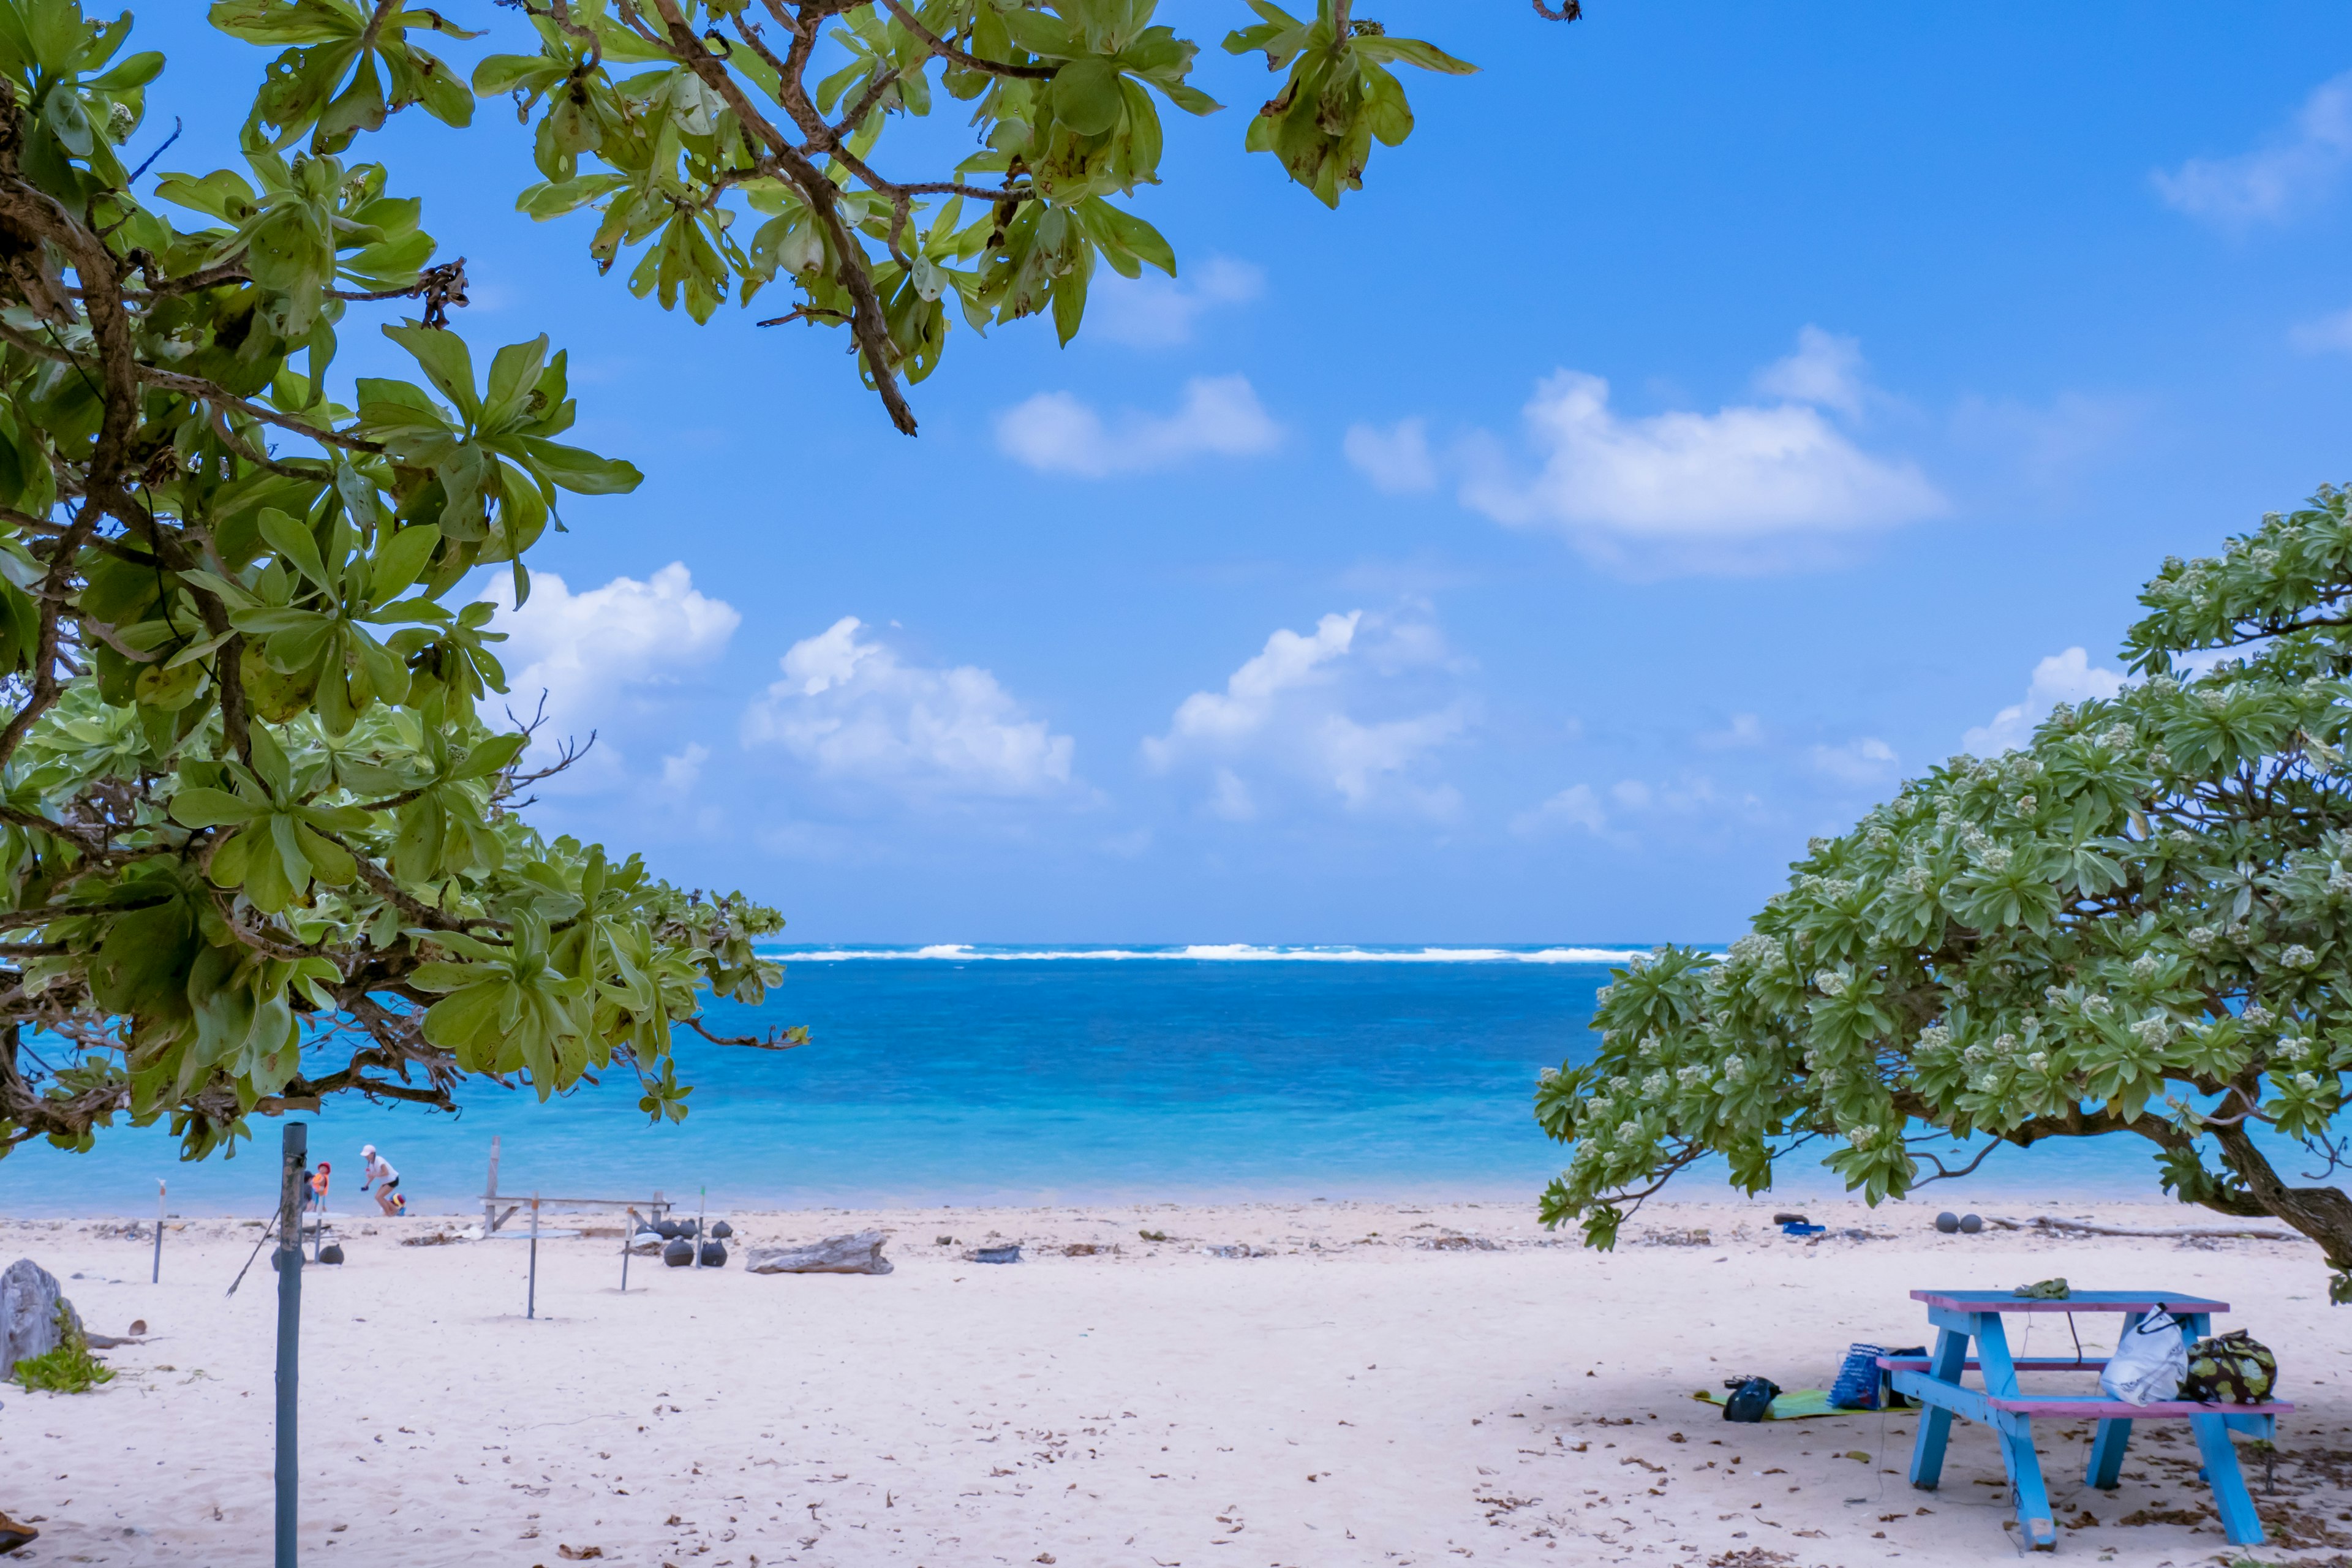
left=2211, top=1123, right=2352, bottom=1300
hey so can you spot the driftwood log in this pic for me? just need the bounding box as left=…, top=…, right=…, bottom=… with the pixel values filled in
left=744, top=1231, right=894, bottom=1276
left=1988, top=1215, right=2305, bottom=1243
left=1, top=1257, right=81, bottom=1379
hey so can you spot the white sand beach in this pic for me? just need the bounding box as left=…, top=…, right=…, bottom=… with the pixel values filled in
left=1, top=1197, right=2346, bottom=1567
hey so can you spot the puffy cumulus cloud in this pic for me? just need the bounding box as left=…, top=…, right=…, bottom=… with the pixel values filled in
left=1089, top=256, right=1265, bottom=348
left=1811, top=736, right=1900, bottom=786
left=2154, top=70, right=2352, bottom=228
left=741, top=616, right=1075, bottom=801
left=1753, top=325, right=1868, bottom=417
left=1962, top=647, right=2126, bottom=756
left=995, top=374, right=1280, bottom=477
left=1343, top=417, right=1438, bottom=494
left=482, top=562, right=740, bottom=771
left=1144, top=609, right=1470, bottom=819
left=1456, top=330, right=1945, bottom=565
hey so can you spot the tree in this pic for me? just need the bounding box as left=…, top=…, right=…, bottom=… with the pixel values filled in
left=0, top=0, right=1564, bottom=1163
left=1537, top=488, right=2352, bottom=1305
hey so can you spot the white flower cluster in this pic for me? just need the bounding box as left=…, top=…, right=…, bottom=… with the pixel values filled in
left=1814, top=970, right=1849, bottom=997
left=2282, top=944, right=2318, bottom=968
left=2244, top=1003, right=2275, bottom=1028
left=2133, top=1016, right=2172, bottom=1048
left=2103, top=724, right=2136, bottom=750
left=2082, top=993, right=2115, bottom=1017
left=1917, top=1024, right=1952, bottom=1052
left=1845, top=1125, right=1879, bottom=1148
left=2186, top=926, right=2217, bottom=952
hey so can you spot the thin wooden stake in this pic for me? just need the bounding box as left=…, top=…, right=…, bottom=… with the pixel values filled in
left=151, top=1178, right=165, bottom=1284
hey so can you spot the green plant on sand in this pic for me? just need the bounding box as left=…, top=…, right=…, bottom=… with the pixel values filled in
left=1539, top=490, right=2352, bottom=1304
left=13, top=1302, right=113, bottom=1392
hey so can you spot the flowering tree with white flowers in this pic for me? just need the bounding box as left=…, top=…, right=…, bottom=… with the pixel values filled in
left=1537, top=487, right=2352, bottom=1303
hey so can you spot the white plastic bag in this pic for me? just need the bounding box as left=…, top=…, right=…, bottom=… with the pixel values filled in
left=2100, top=1311, right=2188, bottom=1405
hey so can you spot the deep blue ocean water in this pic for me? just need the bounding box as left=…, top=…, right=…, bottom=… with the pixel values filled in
left=1, top=946, right=2338, bottom=1218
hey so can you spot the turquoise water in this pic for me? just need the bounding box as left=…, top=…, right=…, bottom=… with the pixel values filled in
left=0, top=946, right=2335, bottom=1218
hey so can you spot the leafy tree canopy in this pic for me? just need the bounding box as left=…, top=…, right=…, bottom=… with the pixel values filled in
left=1538, top=489, right=2352, bottom=1304
left=0, top=0, right=1554, bottom=1163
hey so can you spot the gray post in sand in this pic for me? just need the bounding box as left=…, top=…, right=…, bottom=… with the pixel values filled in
left=274, top=1121, right=307, bottom=1566
left=151, top=1178, right=165, bottom=1284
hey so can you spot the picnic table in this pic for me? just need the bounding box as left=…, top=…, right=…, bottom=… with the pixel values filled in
left=1882, top=1289, right=2291, bottom=1550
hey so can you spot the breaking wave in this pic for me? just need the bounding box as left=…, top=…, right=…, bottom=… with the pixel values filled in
left=769, top=943, right=1652, bottom=964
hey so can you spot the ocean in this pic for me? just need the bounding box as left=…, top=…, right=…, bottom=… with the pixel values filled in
left=0, top=946, right=2333, bottom=1218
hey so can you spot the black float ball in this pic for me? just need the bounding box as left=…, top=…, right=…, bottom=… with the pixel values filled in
left=699, top=1241, right=728, bottom=1268
left=318, top=1243, right=345, bottom=1265
left=654, top=1219, right=682, bottom=1240
left=1935, top=1212, right=1960, bottom=1234
left=710, top=1220, right=733, bottom=1240
left=1958, top=1213, right=1983, bottom=1234
left=662, top=1237, right=695, bottom=1267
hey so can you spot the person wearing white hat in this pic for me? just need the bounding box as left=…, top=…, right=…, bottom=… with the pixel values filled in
left=360, top=1144, right=405, bottom=1216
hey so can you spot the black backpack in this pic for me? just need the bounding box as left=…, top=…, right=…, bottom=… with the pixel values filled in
left=1723, top=1376, right=1781, bottom=1422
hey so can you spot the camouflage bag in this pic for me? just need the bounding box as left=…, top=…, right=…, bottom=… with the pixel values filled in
left=2180, top=1330, right=2276, bottom=1404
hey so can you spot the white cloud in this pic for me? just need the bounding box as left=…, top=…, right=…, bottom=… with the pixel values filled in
left=2154, top=71, right=2352, bottom=227
left=1457, top=331, right=1945, bottom=560
left=1609, top=778, right=1652, bottom=810
left=1343, top=417, right=1438, bottom=494
left=2290, top=306, right=2352, bottom=353
left=995, top=375, right=1281, bottom=477
left=1753, top=325, right=1867, bottom=417
left=1512, top=783, right=1607, bottom=838
left=742, top=617, right=1075, bottom=799
left=1962, top=647, right=2126, bottom=756
left=1811, top=737, right=1899, bottom=786
left=1090, top=256, right=1265, bottom=348
left=1145, top=609, right=1469, bottom=818
left=483, top=562, right=740, bottom=764
left=1699, top=713, right=1766, bottom=749
left=660, top=742, right=710, bottom=794
left=1512, top=772, right=1740, bottom=840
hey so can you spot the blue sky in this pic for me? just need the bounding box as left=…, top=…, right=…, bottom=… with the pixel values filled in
left=138, top=5, right=2352, bottom=942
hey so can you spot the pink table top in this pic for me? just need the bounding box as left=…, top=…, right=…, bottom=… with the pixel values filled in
left=1913, top=1289, right=2228, bottom=1314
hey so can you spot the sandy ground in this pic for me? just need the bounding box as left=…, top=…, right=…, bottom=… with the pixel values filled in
left=0, top=1196, right=2347, bottom=1567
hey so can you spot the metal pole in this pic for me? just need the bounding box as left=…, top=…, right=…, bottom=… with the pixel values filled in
left=526, top=1195, right=540, bottom=1321
left=619, top=1208, right=632, bottom=1294
left=483, top=1134, right=501, bottom=1237
left=151, top=1178, right=165, bottom=1284
left=274, top=1121, right=307, bottom=1567
left=694, top=1186, right=706, bottom=1269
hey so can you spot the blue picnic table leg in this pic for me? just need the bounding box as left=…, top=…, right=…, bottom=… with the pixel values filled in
left=1976, top=1314, right=2057, bottom=1550
left=2087, top=1418, right=2133, bottom=1489
left=1907, top=1325, right=1970, bottom=1490
left=2189, top=1412, right=2266, bottom=1547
